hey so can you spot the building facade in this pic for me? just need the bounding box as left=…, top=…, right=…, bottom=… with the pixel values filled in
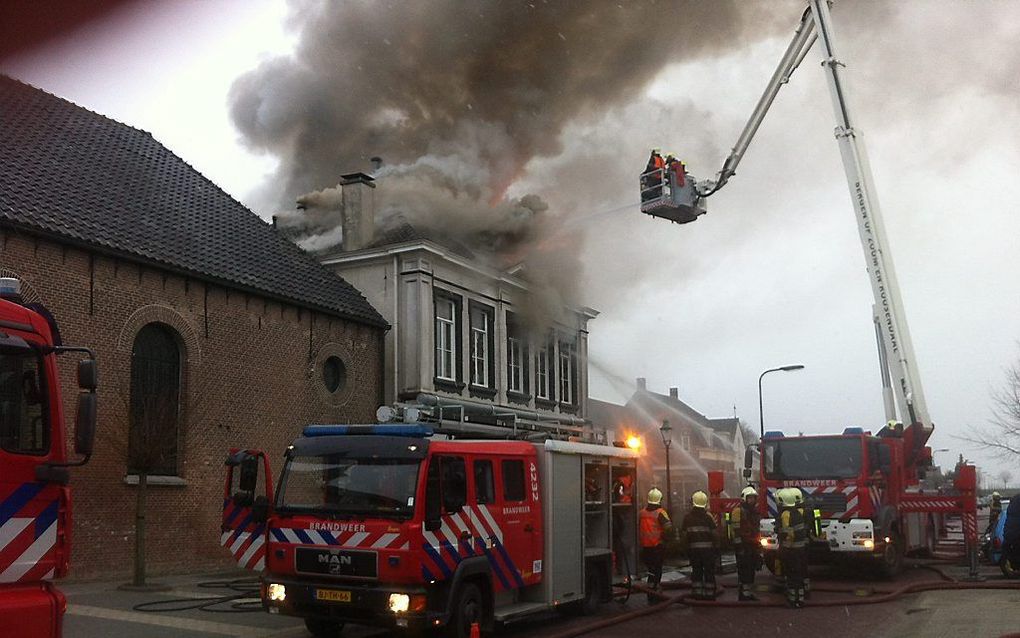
left=589, top=379, right=747, bottom=517
left=316, top=174, right=599, bottom=435
left=0, top=77, right=387, bottom=578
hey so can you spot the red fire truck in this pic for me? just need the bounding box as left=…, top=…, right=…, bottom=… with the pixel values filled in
left=0, top=278, right=98, bottom=637
left=222, top=417, right=638, bottom=638
left=732, top=426, right=977, bottom=578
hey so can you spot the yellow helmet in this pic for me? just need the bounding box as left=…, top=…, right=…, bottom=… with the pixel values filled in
left=647, top=488, right=663, bottom=505
left=792, top=488, right=804, bottom=505
left=741, top=486, right=758, bottom=499
left=992, top=492, right=1001, bottom=499
left=692, top=490, right=709, bottom=508
left=779, top=489, right=799, bottom=508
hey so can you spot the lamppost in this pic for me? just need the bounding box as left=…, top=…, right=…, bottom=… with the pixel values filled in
left=660, top=419, right=673, bottom=520
left=758, top=365, right=805, bottom=439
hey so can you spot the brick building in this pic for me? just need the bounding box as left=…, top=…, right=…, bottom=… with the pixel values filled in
left=0, top=77, right=388, bottom=578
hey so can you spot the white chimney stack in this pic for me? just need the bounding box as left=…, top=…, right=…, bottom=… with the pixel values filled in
left=340, top=172, right=376, bottom=252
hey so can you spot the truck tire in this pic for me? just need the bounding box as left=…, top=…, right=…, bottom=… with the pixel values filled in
left=447, top=582, right=484, bottom=638
left=878, top=532, right=904, bottom=579
left=304, top=617, right=344, bottom=637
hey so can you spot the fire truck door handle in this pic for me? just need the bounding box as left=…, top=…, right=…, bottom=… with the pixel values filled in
left=460, top=530, right=471, bottom=540
left=524, top=524, right=534, bottom=533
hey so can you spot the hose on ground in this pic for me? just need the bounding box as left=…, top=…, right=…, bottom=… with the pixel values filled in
left=132, top=579, right=262, bottom=613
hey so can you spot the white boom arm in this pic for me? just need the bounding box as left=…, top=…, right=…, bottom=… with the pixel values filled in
left=696, top=1, right=931, bottom=433
left=808, top=0, right=930, bottom=432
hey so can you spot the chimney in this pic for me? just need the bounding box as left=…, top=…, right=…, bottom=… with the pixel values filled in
left=340, top=172, right=376, bottom=251
left=669, top=387, right=679, bottom=400
left=636, top=377, right=646, bottom=391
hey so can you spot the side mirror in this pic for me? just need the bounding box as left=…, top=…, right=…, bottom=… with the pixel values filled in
left=78, top=359, right=98, bottom=391
left=75, top=393, right=97, bottom=457
left=743, top=447, right=754, bottom=470
left=742, top=468, right=752, bottom=480
left=252, top=495, right=270, bottom=523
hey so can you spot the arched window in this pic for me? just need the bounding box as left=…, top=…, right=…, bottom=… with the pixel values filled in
left=128, top=323, right=181, bottom=476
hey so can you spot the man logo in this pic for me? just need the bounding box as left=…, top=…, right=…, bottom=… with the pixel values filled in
left=318, top=552, right=353, bottom=574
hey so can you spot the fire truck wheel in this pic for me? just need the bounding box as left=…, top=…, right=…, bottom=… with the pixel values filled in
left=878, top=532, right=904, bottom=579
left=448, top=582, right=484, bottom=638
left=304, top=617, right=344, bottom=637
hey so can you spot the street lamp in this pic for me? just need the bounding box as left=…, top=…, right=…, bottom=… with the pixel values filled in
left=660, top=419, right=673, bottom=520
left=758, top=365, right=805, bottom=439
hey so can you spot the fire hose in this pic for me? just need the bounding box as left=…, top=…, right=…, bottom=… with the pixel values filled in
left=541, top=567, right=1020, bottom=638
left=132, top=578, right=262, bottom=613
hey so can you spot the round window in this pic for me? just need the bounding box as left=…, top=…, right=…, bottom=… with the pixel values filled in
left=322, top=356, right=347, bottom=394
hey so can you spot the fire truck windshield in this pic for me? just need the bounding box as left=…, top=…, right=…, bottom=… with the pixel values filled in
left=763, top=437, right=862, bottom=480
left=0, top=349, right=49, bottom=455
left=276, top=454, right=420, bottom=519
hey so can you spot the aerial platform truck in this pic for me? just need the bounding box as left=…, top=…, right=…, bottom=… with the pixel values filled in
left=640, top=0, right=979, bottom=577
left=0, top=278, right=98, bottom=637
left=221, top=398, right=640, bottom=637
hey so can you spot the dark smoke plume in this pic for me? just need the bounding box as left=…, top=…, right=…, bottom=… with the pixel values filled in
left=230, top=0, right=791, bottom=324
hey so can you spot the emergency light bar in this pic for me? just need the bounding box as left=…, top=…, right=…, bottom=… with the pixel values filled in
left=302, top=424, right=435, bottom=438
left=762, top=431, right=785, bottom=439
left=842, top=427, right=865, bottom=435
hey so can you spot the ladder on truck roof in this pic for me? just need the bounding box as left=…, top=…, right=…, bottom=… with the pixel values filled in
left=377, top=393, right=603, bottom=443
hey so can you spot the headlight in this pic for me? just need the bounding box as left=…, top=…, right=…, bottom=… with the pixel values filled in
left=863, top=539, right=874, bottom=550
left=388, top=593, right=410, bottom=613
left=759, top=538, right=770, bottom=548
left=267, top=583, right=286, bottom=602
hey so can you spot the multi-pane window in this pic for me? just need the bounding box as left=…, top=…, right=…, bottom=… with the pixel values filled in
left=0, top=352, right=48, bottom=455
left=535, top=341, right=551, bottom=400
left=506, top=312, right=526, bottom=394
left=681, top=433, right=691, bottom=451
left=470, top=304, right=492, bottom=387
left=129, top=323, right=181, bottom=476
left=435, top=296, right=457, bottom=381
left=559, top=345, right=573, bottom=405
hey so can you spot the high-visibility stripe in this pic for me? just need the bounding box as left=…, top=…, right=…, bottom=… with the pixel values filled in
left=0, top=518, right=32, bottom=552
left=492, top=539, right=525, bottom=589
left=0, top=519, right=56, bottom=582
left=346, top=532, right=370, bottom=548
left=478, top=539, right=511, bottom=591
left=477, top=505, right=504, bottom=543
left=372, top=533, right=400, bottom=549
left=0, top=483, right=45, bottom=528
left=421, top=542, right=452, bottom=579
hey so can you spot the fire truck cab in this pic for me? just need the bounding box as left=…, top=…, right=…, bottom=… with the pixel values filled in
left=754, top=426, right=946, bottom=577
left=222, top=423, right=639, bottom=637
left=0, top=278, right=98, bottom=637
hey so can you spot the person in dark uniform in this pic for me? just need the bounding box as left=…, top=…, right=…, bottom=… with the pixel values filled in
left=729, top=486, right=761, bottom=601
left=778, top=489, right=808, bottom=608
left=988, top=492, right=1003, bottom=533
left=680, top=490, right=718, bottom=601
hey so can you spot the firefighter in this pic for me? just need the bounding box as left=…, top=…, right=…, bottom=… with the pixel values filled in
left=680, top=490, right=718, bottom=600
left=770, top=488, right=788, bottom=590
left=642, top=149, right=666, bottom=201
left=778, top=489, right=808, bottom=608
left=988, top=492, right=1003, bottom=533
left=792, top=487, right=817, bottom=598
left=639, top=487, right=673, bottom=603
left=729, top=486, right=761, bottom=601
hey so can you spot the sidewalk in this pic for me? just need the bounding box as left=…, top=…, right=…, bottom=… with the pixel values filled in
left=62, top=573, right=308, bottom=638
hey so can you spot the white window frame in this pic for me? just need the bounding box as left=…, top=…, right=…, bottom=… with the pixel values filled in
left=435, top=297, right=456, bottom=381
left=536, top=344, right=550, bottom=400
left=470, top=307, right=490, bottom=387
left=559, top=344, right=573, bottom=405
left=507, top=334, right=523, bottom=393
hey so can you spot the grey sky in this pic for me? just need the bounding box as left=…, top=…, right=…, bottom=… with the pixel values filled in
left=4, top=0, right=1019, bottom=480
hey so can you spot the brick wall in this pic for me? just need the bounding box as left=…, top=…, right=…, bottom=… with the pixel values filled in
left=0, top=229, right=385, bottom=579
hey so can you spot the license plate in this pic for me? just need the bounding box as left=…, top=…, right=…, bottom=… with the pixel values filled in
left=315, top=589, right=352, bottom=603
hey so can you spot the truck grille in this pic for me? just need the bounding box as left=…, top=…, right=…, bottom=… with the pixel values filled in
left=295, top=547, right=377, bottom=578
left=805, top=492, right=848, bottom=513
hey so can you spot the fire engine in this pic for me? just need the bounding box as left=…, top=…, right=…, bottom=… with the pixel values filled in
left=221, top=402, right=639, bottom=637
left=0, top=278, right=98, bottom=637
left=642, top=0, right=980, bottom=576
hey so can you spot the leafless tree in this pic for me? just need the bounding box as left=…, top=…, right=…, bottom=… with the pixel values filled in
left=957, top=347, right=1020, bottom=462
